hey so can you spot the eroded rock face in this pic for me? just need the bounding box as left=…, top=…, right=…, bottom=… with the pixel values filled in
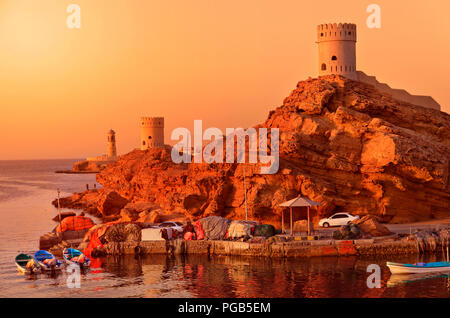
left=65, top=75, right=449, bottom=225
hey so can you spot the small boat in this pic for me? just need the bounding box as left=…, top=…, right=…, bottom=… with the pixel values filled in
left=15, top=254, right=40, bottom=274
left=34, top=250, right=63, bottom=271
left=387, top=261, right=450, bottom=274
left=63, top=248, right=90, bottom=268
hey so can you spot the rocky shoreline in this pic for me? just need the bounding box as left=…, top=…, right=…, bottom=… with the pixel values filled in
left=55, top=75, right=449, bottom=227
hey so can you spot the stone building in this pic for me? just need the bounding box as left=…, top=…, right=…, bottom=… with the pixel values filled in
left=141, top=117, right=164, bottom=150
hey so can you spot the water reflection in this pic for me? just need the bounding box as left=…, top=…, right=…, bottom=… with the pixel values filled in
left=93, top=254, right=450, bottom=298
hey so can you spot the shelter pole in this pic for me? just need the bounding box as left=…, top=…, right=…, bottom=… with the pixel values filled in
left=281, top=209, right=284, bottom=234
left=290, top=207, right=293, bottom=237
left=447, top=236, right=449, bottom=262
left=307, top=206, right=310, bottom=236
left=243, top=163, right=248, bottom=221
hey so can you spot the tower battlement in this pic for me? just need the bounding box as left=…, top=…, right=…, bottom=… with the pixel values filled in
left=140, top=117, right=164, bottom=149
left=140, top=117, right=164, bottom=128
left=317, top=23, right=357, bottom=42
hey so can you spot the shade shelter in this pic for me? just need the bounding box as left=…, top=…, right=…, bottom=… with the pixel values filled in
left=279, top=196, right=320, bottom=236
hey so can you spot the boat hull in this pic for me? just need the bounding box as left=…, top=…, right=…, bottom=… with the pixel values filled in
left=387, top=262, right=450, bottom=274
left=15, top=254, right=40, bottom=274
left=34, top=250, right=63, bottom=271
left=15, top=263, right=36, bottom=274
left=63, top=248, right=90, bottom=268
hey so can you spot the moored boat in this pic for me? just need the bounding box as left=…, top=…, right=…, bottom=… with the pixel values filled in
left=15, top=254, right=40, bottom=274
left=63, top=248, right=90, bottom=268
left=34, top=250, right=63, bottom=271
left=387, top=261, right=450, bottom=275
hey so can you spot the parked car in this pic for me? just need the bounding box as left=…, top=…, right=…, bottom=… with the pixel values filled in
left=318, top=213, right=360, bottom=228
left=153, top=221, right=184, bottom=232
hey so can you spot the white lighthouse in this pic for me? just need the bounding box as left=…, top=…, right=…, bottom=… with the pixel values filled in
left=107, top=129, right=117, bottom=158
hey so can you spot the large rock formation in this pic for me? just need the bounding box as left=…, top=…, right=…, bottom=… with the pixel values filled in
left=61, top=75, right=449, bottom=225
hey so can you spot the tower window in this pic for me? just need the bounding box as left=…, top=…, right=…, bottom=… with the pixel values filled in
left=142, top=141, right=146, bottom=146
left=331, top=56, right=337, bottom=61
left=321, top=63, right=326, bottom=71
left=148, top=136, right=152, bottom=139
left=320, top=32, right=323, bottom=36
left=348, top=32, right=351, bottom=35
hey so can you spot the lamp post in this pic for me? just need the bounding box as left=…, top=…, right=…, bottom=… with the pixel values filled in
left=243, top=163, right=248, bottom=221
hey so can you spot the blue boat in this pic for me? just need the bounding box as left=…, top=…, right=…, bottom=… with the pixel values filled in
left=33, top=250, right=63, bottom=271
left=63, top=248, right=90, bottom=268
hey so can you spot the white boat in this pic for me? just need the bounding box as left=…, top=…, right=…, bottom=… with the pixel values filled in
left=387, top=261, right=450, bottom=274
left=15, top=254, right=40, bottom=274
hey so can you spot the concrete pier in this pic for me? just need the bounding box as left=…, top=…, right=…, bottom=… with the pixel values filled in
left=90, top=237, right=424, bottom=258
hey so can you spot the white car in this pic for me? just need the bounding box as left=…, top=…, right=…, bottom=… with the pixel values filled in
left=154, top=221, right=184, bottom=232
left=318, top=213, right=360, bottom=228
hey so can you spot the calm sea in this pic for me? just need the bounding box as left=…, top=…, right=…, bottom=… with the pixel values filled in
left=0, top=160, right=449, bottom=298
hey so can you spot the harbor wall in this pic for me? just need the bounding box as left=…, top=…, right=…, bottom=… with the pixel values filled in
left=91, top=238, right=423, bottom=258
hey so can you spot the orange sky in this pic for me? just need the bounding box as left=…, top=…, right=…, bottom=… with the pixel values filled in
left=0, top=0, right=449, bottom=160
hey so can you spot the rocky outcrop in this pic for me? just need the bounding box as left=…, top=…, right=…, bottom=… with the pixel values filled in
left=61, top=75, right=449, bottom=225
left=72, top=160, right=102, bottom=172
left=351, top=215, right=393, bottom=237
left=52, top=189, right=128, bottom=218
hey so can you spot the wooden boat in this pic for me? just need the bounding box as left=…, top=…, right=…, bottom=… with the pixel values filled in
left=15, top=254, right=40, bottom=274
left=387, top=261, right=450, bottom=274
left=34, top=250, right=63, bottom=271
left=63, top=248, right=90, bottom=268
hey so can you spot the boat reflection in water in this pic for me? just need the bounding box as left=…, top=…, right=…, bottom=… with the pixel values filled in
left=387, top=272, right=450, bottom=288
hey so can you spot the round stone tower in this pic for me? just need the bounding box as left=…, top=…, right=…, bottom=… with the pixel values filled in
left=107, top=129, right=117, bottom=158
left=317, top=23, right=357, bottom=80
left=141, top=117, right=164, bottom=150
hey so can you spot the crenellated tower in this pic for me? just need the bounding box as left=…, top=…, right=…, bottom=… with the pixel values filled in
left=317, top=23, right=357, bottom=80
left=140, top=117, right=164, bottom=150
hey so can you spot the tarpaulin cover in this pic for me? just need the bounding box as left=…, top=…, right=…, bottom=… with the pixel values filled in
left=82, top=221, right=120, bottom=257
left=226, top=221, right=255, bottom=239
left=142, top=227, right=165, bottom=241
left=199, top=216, right=231, bottom=240
left=194, top=220, right=205, bottom=240
left=56, top=216, right=95, bottom=233
left=254, top=224, right=275, bottom=237
left=83, top=229, right=103, bottom=258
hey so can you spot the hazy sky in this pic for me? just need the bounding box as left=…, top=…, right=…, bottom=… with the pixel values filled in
left=0, top=0, right=449, bottom=160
